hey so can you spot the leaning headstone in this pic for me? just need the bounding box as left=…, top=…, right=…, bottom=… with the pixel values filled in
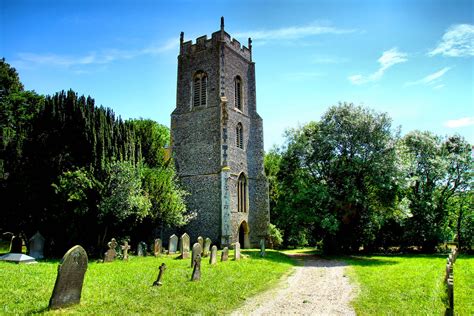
left=49, top=245, right=88, bottom=310
left=104, top=238, right=118, bottom=262
left=10, top=235, right=23, bottom=253
left=191, top=242, right=202, bottom=268
left=234, top=242, right=241, bottom=261
left=260, top=239, right=266, bottom=257
left=180, top=233, right=190, bottom=259
left=153, top=263, right=167, bottom=286
left=29, top=231, right=45, bottom=259
left=203, top=238, right=211, bottom=257
left=137, top=241, right=147, bottom=256
left=168, top=234, right=178, bottom=254
left=154, top=239, right=162, bottom=257
left=121, top=241, right=131, bottom=260
left=197, top=236, right=204, bottom=253
left=209, top=245, right=217, bottom=265
left=191, top=254, right=201, bottom=281
left=221, top=247, right=229, bottom=262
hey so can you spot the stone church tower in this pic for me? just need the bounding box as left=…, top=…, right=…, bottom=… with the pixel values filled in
left=170, top=18, right=269, bottom=248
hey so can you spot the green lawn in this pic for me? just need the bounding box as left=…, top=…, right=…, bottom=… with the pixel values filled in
left=0, top=249, right=295, bottom=314
left=345, top=254, right=474, bottom=315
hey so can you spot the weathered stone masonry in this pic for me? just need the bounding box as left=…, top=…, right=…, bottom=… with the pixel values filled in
left=170, top=18, right=269, bottom=248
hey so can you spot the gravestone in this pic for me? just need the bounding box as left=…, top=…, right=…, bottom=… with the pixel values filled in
left=180, top=233, right=190, bottom=259
left=138, top=241, right=147, bottom=256
left=153, top=263, right=167, bottom=286
left=49, top=245, right=88, bottom=310
left=191, top=242, right=202, bottom=268
left=154, top=239, right=162, bottom=257
left=168, top=234, right=178, bottom=254
left=121, top=241, right=131, bottom=260
left=29, top=231, right=45, bottom=259
left=10, top=235, right=23, bottom=253
left=191, top=254, right=201, bottom=281
left=197, top=236, right=204, bottom=253
left=209, top=245, right=217, bottom=265
left=104, top=238, right=118, bottom=262
left=221, top=247, right=229, bottom=262
left=260, top=239, right=266, bottom=257
left=0, top=253, right=36, bottom=264
left=234, top=242, right=241, bottom=261
left=203, top=238, right=211, bottom=257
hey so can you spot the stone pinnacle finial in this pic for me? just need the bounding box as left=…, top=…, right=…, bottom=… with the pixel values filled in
left=248, top=38, right=252, bottom=50
left=180, top=32, right=184, bottom=44
left=221, top=16, right=225, bottom=30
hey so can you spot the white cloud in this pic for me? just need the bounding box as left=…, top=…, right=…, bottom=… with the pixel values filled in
left=444, top=117, right=474, bottom=128
left=234, top=22, right=356, bottom=42
left=429, top=24, right=474, bottom=57
left=405, top=67, right=451, bottom=86
left=348, top=48, right=408, bottom=85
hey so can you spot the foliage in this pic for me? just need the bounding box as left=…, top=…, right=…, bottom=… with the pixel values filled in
left=267, top=223, right=283, bottom=248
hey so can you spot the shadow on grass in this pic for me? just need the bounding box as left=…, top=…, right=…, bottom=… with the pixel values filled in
left=242, top=249, right=299, bottom=266
left=341, top=255, right=399, bottom=267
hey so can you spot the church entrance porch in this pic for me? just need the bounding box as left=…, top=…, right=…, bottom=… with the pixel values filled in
left=238, top=221, right=250, bottom=249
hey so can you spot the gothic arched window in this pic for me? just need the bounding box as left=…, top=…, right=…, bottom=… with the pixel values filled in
left=234, top=76, right=242, bottom=110
left=193, top=71, right=207, bottom=107
left=237, top=173, right=247, bottom=213
left=236, top=123, right=243, bottom=149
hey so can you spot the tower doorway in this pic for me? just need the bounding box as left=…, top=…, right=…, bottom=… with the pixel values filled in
left=238, top=221, right=250, bottom=249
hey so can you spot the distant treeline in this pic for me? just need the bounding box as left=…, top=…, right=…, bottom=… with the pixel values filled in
left=0, top=58, right=188, bottom=256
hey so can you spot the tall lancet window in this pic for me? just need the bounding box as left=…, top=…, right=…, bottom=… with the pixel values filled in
left=234, top=76, right=242, bottom=110
left=193, top=71, right=207, bottom=107
left=236, top=123, right=243, bottom=149
left=237, top=173, right=248, bottom=213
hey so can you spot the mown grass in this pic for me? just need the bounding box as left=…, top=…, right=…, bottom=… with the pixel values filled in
left=455, top=255, right=474, bottom=315
left=0, top=249, right=295, bottom=314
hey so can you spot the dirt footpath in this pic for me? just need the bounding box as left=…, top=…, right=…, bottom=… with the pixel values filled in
left=232, top=254, right=357, bottom=315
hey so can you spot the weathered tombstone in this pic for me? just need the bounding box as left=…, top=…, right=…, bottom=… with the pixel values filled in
left=168, top=234, right=178, bottom=254
left=180, top=233, right=190, bottom=259
left=234, top=242, right=241, bottom=261
left=104, top=238, right=118, bottom=262
left=260, top=239, right=266, bottom=257
left=10, top=235, right=23, bottom=253
left=29, top=231, right=45, bottom=259
left=49, top=245, right=88, bottom=310
left=203, top=238, right=211, bottom=257
left=191, top=254, right=201, bottom=281
left=153, top=263, right=167, bottom=286
left=209, top=245, right=217, bottom=265
left=137, top=241, right=147, bottom=256
left=221, top=247, right=229, bottom=262
left=154, top=238, right=162, bottom=257
left=197, top=236, right=204, bottom=253
left=121, top=241, right=131, bottom=260
left=191, top=242, right=202, bottom=268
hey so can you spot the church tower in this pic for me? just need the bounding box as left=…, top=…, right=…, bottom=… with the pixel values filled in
left=171, top=18, right=269, bottom=248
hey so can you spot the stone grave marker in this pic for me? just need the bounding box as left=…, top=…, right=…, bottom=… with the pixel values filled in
left=153, top=263, right=167, bottom=286
left=197, top=236, right=204, bottom=253
left=180, top=233, right=190, bottom=259
left=137, top=241, right=147, bottom=256
left=260, top=239, right=266, bottom=257
left=221, top=247, right=229, bottom=262
left=121, top=241, right=131, bottom=260
left=234, top=242, right=241, bottom=261
left=10, top=235, right=23, bottom=253
left=49, top=245, right=88, bottom=310
left=203, top=237, right=211, bottom=257
left=191, top=254, right=201, bottom=281
left=168, top=234, right=178, bottom=254
left=29, top=231, right=45, bottom=259
left=209, top=245, right=217, bottom=265
left=154, top=238, right=162, bottom=257
left=191, top=242, right=202, bottom=268
left=104, top=238, right=118, bottom=262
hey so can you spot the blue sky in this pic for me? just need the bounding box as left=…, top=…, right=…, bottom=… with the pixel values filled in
left=2, top=0, right=473, bottom=150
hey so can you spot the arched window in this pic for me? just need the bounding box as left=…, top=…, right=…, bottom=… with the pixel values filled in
left=234, top=76, right=242, bottom=110
left=237, top=173, right=247, bottom=213
left=236, top=123, right=243, bottom=149
left=193, top=71, right=207, bottom=107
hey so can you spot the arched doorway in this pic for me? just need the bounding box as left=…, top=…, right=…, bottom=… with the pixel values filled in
left=238, top=221, right=250, bottom=249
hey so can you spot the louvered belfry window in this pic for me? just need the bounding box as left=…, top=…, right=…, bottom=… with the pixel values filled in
left=235, top=76, right=242, bottom=110
left=238, top=173, right=247, bottom=212
left=236, top=123, right=243, bottom=149
left=193, top=71, right=207, bottom=107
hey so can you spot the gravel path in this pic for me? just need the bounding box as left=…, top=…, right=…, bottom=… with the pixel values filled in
left=232, top=254, right=357, bottom=315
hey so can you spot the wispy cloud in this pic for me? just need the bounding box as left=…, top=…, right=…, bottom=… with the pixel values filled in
left=15, top=38, right=178, bottom=68
left=429, top=24, right=474, bottom=57
left=405, top=67, right=451, bottom=86
left=444, top=117, right=474, bottom=128
left=234, top=22, right=356, bottom=42
left=348, top=48, right=408, bottom=85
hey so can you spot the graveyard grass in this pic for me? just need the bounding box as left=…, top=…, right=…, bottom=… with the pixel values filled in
left=0, top=249, right=294, bottom=314
left=345, top=254, right=474, bottom=315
